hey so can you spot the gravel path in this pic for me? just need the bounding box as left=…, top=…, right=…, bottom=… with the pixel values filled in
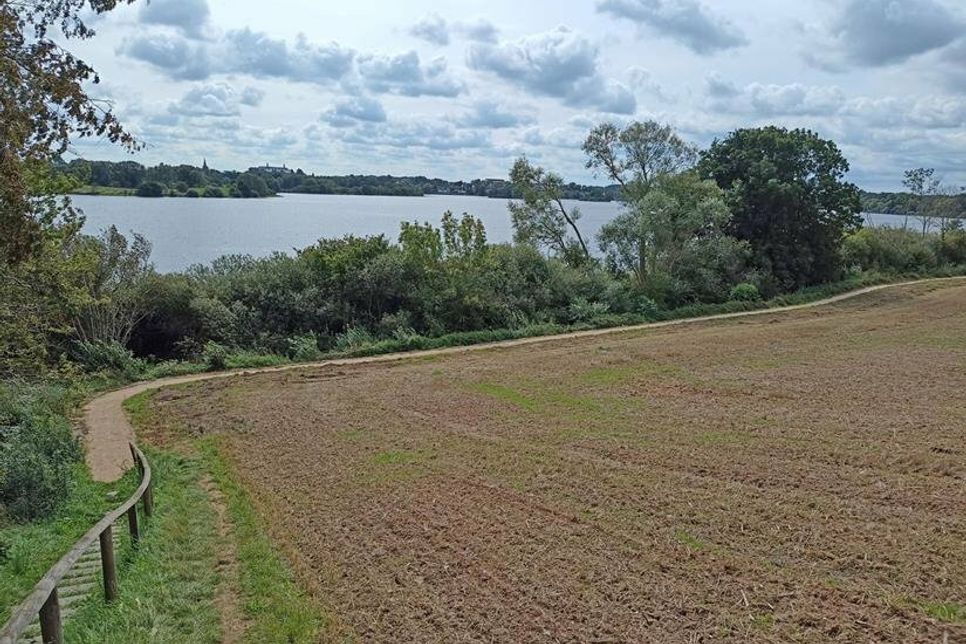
left=82, top=276, right=963, bottom=482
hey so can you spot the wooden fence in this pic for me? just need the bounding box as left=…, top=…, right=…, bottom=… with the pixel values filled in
left=0, top=443, right=153, bottom=644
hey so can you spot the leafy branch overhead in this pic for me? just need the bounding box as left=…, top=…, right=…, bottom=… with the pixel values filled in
left=1, top=0, right=138, bottom=263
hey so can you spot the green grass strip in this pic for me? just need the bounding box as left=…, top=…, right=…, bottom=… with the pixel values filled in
left=198, top=437, right=324, bottom=643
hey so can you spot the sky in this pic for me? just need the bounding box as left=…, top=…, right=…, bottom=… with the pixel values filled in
left=69, top=0, right=966, bottom=191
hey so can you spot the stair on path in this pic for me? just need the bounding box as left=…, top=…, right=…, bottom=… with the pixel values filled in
left=17, top=526, right=125, bottom=644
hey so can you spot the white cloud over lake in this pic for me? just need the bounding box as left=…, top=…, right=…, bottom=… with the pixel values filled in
left=72, top=0, right=966, bottom=190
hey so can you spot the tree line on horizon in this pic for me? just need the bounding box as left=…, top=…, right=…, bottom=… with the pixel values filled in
left=58, top=158, right=622, bottom=201
left=61, top=157, right=966, bottom=217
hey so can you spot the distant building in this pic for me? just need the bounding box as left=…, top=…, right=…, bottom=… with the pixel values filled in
left=248, top=163, right=293, bottom=176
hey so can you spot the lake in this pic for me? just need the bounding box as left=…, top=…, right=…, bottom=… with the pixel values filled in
left=71, top=193, right=911, bottom=273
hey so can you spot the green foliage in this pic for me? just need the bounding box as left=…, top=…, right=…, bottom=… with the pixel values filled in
left=136, top=181, right=165, bottom=198
left=0, top=381, right=83, bottom=521
left=567, top=298, right=610, bottom=323
left=0, top=463, right=132, bottom=623
left=64, top=159, right=622, bottom=201
left=508, top=157, right=590, bottom=263
left=70, top=225, right=154, bottom=346
left=202, top=341, right=229, bottom=371
left=861, top=189, right=966, bottom=218
left=842, top=228, right=939, bottom=273
left=729, top=282, right=761, bottom=302
left=72, top=340, right=148, bottom=380
left=583, top=120, right=698, bottom=198
left=633, top=294, right=661, bottom=319
left=63, top=448, right=222, bottom=643
left=234, top=172, right=273, bottom=198
left=921, top=601, right=965, bottom=623
left=699, top=126, right=862, bottom=292
left=334, top=327, right=376, bottom=352
left=1, top=2, right=137, bottom=264
left=939, top=228, right=966, bottom=264
left=598, top=172, right=750, bottom=305
left=286, top=333, right=322, bottom=362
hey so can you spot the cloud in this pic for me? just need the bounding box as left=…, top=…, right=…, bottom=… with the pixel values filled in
left=458, top=18, right=499, bottom=43
left=119, top=33, right=212, bottom=80
left=453, top=101, right=536, bottom=128
left=334, top=120, right=492, bottom=151
left=704, top=72, right=739, bottom=98
left=597, top=0, right=747, bottom=55
left=240, top=86, right=265, bottom=107
left=843, top=95, right=966, bottom=129
left=707, top=79, right=845, bottom=117
left=406, top=14, right=501, bottom=47
left=467, top=27, right=636, bottom=114
left=410, top=14, right=449, bottom=46
left=627, top=66, right=668, bottom=100
left=171, top=83, right=244, bottom=116
left=136, top=114, right=299, bottom=155
left=939, top=38, right=966, bottom=90
left=746, top=83, right=845, bottom=117
left=357, top=51, right=463, bottom=97
left=322, top=96, right=388, bottom=127
left=151, top=83, right=266, bottom=125
left=223, top=29, right=355, bottom=82
left=139, top=0, right=211, bottom=39
left=119, top=29, right=354, bottom=85
left=814, top=0, right=964, bottom=68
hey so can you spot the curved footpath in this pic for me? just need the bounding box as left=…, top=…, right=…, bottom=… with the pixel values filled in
left=84, top=276, right=965, bottom=482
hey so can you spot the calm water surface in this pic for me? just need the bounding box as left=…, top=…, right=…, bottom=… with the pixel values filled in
left=72, top=193, right=910, bottom=273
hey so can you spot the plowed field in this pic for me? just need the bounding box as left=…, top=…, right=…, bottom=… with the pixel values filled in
left=146, top=281, right=966, bottom=642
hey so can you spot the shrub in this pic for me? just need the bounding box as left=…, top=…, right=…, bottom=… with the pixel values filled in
left=202, top=341, right=229, bottom=371
left=286, top=333, right=322, bottom=362
left=729, top=282, right=761, bottom=302
left=135, top=181, right=165, bottom=197
left=567, top=298, right=610, bottom=323
left=842, top=228, right=938, bottom=274
left=939, top=228, right=966, bottom=265
left=0, top=382, right=82, bottom=522
left=71, top=340, right=148, bottom=380
left=334, top=327, right=375, bottom=352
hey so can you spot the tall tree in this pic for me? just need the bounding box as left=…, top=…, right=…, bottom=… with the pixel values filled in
left=583, top=120, right=698, bottom=201
left=698, top=127, right=861, bottom=292
left=71, top=226, right=154, bottom=346
left=1, top=0, right=137, bottom=264
left=902, top=167, right=943, bottom=237
left=597, top=172, right=748, bottom=303
left=508, top=157, right=590, bottom=264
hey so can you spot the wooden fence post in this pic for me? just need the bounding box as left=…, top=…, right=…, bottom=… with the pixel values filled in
left=143, top=483, right=154, bottom=518
left=38, top=588, right=62, bottom=644
left=127, top=506, right=140, bottom=546
left=99, top=526, right=118, bottom=602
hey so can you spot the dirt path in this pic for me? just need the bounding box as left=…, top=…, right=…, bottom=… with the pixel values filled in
left=199, top=475, right=247, bottom=643
left=82, top=276, right=964, bottom=482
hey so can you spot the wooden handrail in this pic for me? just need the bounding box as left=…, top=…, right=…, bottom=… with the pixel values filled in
left=0, top=443, right=153, bottom=644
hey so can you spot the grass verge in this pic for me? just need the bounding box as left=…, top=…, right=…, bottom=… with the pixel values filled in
left=0, top=466, right=135, bottom=624
left=63, top=448, right=222, bottom=643
left=54, top=391, right=324, bottom=642
left=199, top=437, right=323, bottom=642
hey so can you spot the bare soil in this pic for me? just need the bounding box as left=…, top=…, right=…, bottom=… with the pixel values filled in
left=143, top=282, right=966, bottom=642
